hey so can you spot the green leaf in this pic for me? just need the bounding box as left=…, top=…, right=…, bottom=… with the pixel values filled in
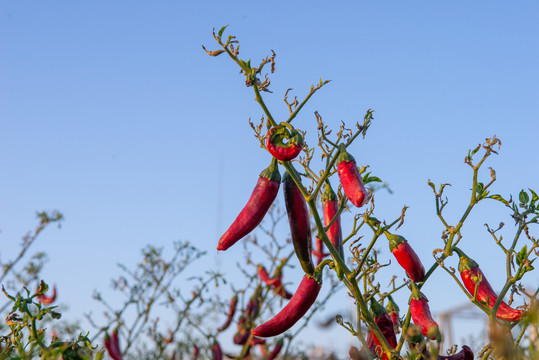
left=478, top=190, right=490, bottom=200
left=526, top=258, right=536, bottom=272
left=471, top=144, right=481, bottom=156
left=363, top=172, right=382, bottom=184
left=516, top=245, right=527, bottom=266
left=489, top=194, right=510, bottom=206
left=427, top=180, right=436, bottom=192
left=218, top=25, right=228, bottom=38
left=529, top=188, right=539, bottom=204
left=519, top=190, right=529, bottom=204
left=476, top=182, right=484, bottom=193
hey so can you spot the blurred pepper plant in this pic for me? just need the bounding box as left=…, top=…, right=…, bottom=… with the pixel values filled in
left=86, top=204, right=341, bottom=359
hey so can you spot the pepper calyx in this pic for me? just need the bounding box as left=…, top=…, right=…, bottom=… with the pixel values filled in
left=336, top=144, right=356, bottom=165
left=259, top=158, right=281, bottom=182
left=453, top=247, right=479, bottom=273
left=384, top=231, right=408, bottom=252
left=321, top=181, right=337, bottom=202
left=370, top=298, right=387, bottom=318
left=385, top=294, right=400, bottom=313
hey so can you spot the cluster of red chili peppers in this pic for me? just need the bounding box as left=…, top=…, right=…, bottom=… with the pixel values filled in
left=104, top=328, right=123, bottom=360
left=214, top=122, right=376, bottom=358
left=216, top=123, right=375, bottom=336
left=215, top=112, right=523, bottom=359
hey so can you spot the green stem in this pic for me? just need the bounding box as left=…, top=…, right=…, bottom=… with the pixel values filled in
left=253, top=84, right=277, bottom=127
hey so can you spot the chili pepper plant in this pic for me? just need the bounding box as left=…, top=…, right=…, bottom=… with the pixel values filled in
left=204, top=26, right=539, bottom=360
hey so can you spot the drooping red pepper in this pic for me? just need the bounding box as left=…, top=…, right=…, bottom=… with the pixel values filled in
left=265, top=124, right=304, bottom=161
left=244, top=286, right=263, bottom=322
left=252, top=273, right=321, bottom=337
left=385, top=295, right=400, bottom=333
left=258, top=265, right=279, bottom=285
left=369, top=299, right=397, bottom=360
left=37, top=284, right=57, bottom=305
left=250, top=337, right=266, bottom=345
left=233, top=315, right=250, bottom=345
left=322, top=181, right=344, bottom=260
left=211, top=340, right=223, bottom=360
left=454, top=247, right=523, bottom=322
left=217, top=159, right=281, bottom=251
left=336, top=145, right=368, bottom=208
left=283, top=170, right=315, bottom=275
left=191, top=345, right=200, bottom=360
left=217, top=294, right=238, bottom=332
left=384, top=231, right=425, bottom=282
left=439, top=345, right=474, bottom=360
left=312, top=237, right=329, bottom=265
left=409, top=282, right=441, bottom=341
left=104, top=328, right=123, bottom=360
left=267, top=339, right=284, bottom=360
left=258, top=266, right=292, bottom=300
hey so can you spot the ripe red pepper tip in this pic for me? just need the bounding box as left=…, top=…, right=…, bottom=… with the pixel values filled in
left=252, top=274, right=321, bottom=337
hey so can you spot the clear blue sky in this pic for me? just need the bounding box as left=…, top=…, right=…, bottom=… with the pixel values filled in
left=1, top=1, right=538, bottom=357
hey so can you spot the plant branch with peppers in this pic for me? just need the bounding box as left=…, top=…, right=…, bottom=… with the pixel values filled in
left=205, top=26, right=538, bottom=360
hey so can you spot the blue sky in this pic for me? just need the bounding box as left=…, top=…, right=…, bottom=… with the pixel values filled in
left=1, top=1, right=538, bottom=357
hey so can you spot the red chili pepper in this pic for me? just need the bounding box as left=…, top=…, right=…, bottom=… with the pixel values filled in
left=369, top=299, right=397, bottom=360
left=244, top=286, right=263, bottom=322
left=258, top=266, right=292, bottom=299
left=233, top=315, right=250, bottom=345
left=258, top=266, right=279, bottom=285
left=217, top=159, right=281, bottom=251
left=265, top=124, right=304, bottom=161
left=104, top=328, right=123, bottom=360
left=409, top=282, right=441, bottom=341
left=385, top=295, right=400, bottom=333
left=283, top=170, right=315, bottom=275
left=37, top=284, right=57, bottom=305
left=384, top=231, right=425, bottom=282
left=322, top=181, right=344, bottom=260
left=217, top=294, right=238, bottom=332
left=191, top=345, right=200, bottom=360
left=211, top=340, right=223, bottom=360
left=252, top=273, right=321, bottom=337
left=439, top=345, right=474, bottom=360
left=454, top=247, right=522, bottom=322
left=312, top=237, right=329, bottom=265
left=336, top=145, right=368, bottom=208
left=250, top=337, right=266, bottom=345
left=267, top=339, right=284, bottom=360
